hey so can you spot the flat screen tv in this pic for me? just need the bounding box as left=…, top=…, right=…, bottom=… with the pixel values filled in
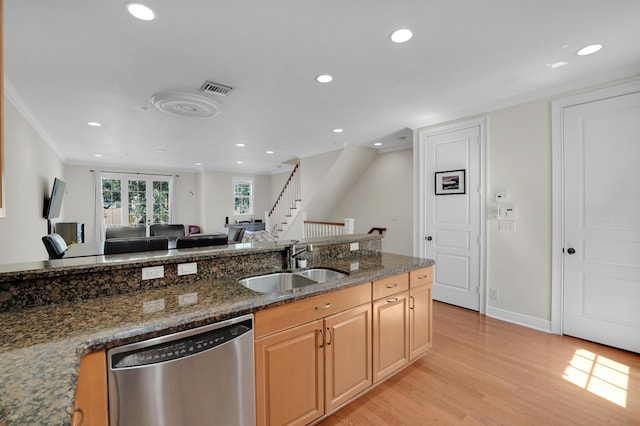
left=43, top=178, right=66, bottom=219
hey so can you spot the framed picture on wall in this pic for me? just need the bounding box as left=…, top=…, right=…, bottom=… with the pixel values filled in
left=435, top=169, right=466, bottom=195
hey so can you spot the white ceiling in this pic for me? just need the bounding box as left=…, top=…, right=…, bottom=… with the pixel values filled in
left=5, top=1, right=640, bottom=174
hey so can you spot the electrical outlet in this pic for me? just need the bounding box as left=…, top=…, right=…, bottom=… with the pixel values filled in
left=350, top=262, right=360, bottom=271
left=177, top=262, right=197, bottom=276
left=178, top=292, right=198, bottom=306
left=143, top=298, right=165, bottom=314
left=490, top=289, right=499, bottom=300
left=142, top=266, right=164, bottom=280
left=350, top=242, right=359, bottom=251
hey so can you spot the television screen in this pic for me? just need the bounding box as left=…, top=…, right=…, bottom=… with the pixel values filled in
left=44, top=178, right=66, bottom=219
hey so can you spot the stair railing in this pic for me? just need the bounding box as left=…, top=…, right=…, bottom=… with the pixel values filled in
left=304, top=218, right=355, bottom=238
left=268, top=163, right=300, bottom=235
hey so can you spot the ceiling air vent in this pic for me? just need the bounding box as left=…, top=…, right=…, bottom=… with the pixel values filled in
left=199, top=80, right=233, bottom=96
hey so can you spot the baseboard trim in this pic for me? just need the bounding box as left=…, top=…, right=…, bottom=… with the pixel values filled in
left=486, top=306, right=552, bottom=333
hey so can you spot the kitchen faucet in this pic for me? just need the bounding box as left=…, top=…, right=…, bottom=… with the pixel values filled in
left=288, top=240, right=313, bottom=269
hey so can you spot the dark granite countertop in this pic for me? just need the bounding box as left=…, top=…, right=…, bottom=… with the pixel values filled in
left=0, top=251, right=433, bottom=426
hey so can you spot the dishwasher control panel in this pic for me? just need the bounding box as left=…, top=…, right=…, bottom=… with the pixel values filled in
left=111, top=319, right=252, bottom=368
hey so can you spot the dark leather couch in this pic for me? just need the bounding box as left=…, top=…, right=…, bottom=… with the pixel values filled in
left=104, top=236, right=169, bottom=255
left=175, top=234, right=228, bottom=249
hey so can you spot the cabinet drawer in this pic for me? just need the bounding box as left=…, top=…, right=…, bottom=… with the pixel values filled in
left=410, top=266, right=433, bottom=288
left=255, top=282, right=372, bottom=338
left=372, top=273, right=409, bottom=300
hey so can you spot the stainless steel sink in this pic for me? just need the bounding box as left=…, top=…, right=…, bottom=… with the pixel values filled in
left=237, top=272, right=317, bottom=293
left=294, top=268, right=347, bottom=282
left=238, top=268, right=347, bottom=293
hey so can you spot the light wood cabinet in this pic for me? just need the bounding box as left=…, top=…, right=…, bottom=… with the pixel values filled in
left=255, top=320, right=325, bottom=426
left=72, top=350, right=108, bottom=426
left=409, top=266, right=433, bottom=360
left=372, top=290, right=409, bottom=383
left=254, top=282, right=372, bottom=426
left=324, top=303, right=372, bottom=412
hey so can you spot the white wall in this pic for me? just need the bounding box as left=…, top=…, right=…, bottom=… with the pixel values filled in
left=200, top=171, right=272, bottom=233
left=304, top=145, right=378, bottom=221
left=0, top=97, right=65, bottom=263
left=332, top=149, right=414, bottom=255
left=486, top=100, right=552, bottom=320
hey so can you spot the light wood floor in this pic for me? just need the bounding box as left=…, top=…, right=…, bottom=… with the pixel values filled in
left=319, top=301, right=640, bottom=425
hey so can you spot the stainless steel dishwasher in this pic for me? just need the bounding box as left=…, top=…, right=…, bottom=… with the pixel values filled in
left=107, top=313, right=255, bottom=426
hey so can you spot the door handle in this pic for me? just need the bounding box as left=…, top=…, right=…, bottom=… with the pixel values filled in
left=426, top=236, right=433, bottom=241
left=567, top=248, right=576, bottom=255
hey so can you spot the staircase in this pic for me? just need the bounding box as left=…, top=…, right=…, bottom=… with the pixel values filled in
left=267, top=145, right=378, bottom=240
left=266, top=163, right=301, bottom=237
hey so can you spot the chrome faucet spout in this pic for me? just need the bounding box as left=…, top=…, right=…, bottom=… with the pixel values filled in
left=288, top=241, right=313, bottom=269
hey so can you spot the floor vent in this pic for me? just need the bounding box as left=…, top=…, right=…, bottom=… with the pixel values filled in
left=200, top=80, right=233, bottom=96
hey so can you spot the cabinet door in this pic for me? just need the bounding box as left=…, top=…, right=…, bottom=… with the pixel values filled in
left=324, top=304, right=372, bottom=412
left=372, top=291, right=409, bottom=383
left=255, top=320, right=324, bottom=426
left=73, top=351, right=108, bottom=426
left=410, top=284, right=432, bottom=360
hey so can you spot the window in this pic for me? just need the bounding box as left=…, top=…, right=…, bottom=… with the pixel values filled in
left=101, top=173, right=173, bottom=227
left=234, top=177, right=253, bottom=215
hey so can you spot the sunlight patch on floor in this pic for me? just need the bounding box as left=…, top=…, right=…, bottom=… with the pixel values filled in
left=563, top=349, right=629, bottom=408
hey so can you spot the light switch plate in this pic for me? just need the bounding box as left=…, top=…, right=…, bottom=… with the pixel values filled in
left=142, top=266, right=164, bottom=280
left=498, top=221, right=516, bottom=232
left=177, top=262, right=197, bottom=276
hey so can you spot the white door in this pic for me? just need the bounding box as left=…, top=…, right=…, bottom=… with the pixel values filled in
left=563, top=91, right=640, bottom=353
left=422, top=125, right=481, bottom=311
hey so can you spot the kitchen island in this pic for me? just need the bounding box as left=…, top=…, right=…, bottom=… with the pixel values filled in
left=0, top=234, right=433, bottom=425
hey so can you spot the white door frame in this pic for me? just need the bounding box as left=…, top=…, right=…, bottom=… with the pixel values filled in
left=550, top=80, right=640, bottom=334
left=417, top=116, right=488, bottom=315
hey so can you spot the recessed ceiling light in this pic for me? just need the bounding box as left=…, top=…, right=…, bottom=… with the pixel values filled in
left=236, top=143, right=246, bottom=147
left=374, top=142, right=383, bottom=147
left=266, top=151, right=275, bottom=155
left=390, top=29, right=413, bottom=43
left=236, top=161, right=244, bottom=164
left=333, top=128, right=344, bottom=133
left=126, top=3, right=155, bottom=21
left=576, top=44, right=603, bottom=56
left=195, top=162, right=202, bottom=166
left=87, top=121, right=101, bottom=127
left=316, top=74, right=333, bottom=83
left=94, top=154, right=103, bottom=158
